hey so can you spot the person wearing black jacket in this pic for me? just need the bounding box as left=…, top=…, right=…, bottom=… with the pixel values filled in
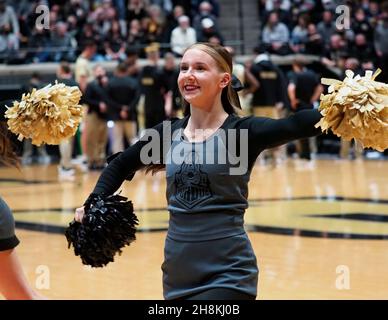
left=249, top=51, right=288, bottom=165
left=82, top=65, right=120, bottom=170
left=107, top=62, right=140, bottom=153
left=162, top=52, right=181, bottom=118
left=288, top=59, right=323, bottom=160
left=139, top=44, right=168, bottom=129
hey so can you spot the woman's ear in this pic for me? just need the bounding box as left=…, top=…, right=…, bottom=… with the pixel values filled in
left=220, top=73, right=231, bottom=89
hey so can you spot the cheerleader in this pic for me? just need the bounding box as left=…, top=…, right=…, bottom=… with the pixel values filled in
left=74, top=43, right=324, bottom=300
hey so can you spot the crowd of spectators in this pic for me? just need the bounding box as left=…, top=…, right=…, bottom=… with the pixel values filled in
left=0, top=0, right=222, bottom=63
left=258, top=0, right=388, bottom=82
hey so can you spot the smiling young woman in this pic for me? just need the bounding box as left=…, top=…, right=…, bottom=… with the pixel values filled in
left=74, top=42, right=323, bottom=300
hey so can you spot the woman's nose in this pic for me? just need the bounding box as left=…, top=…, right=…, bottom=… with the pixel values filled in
left=184, top=69, right=195, bottom=79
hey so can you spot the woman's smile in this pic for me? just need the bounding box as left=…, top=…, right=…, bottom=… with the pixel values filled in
left=183, top=84, right=200, bottom=93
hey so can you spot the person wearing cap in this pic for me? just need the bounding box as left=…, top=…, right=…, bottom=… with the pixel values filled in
left=170, top=15, right=197, bottom=57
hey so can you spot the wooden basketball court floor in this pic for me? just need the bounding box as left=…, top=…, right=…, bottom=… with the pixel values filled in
left=1, top=158, right=387, bottom=300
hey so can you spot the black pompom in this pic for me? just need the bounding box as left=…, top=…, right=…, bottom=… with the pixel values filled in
left=65, top=193, right=138, bottom=268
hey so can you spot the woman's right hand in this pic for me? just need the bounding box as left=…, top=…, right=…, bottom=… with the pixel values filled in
left=74, top=206, right=85, bottom=223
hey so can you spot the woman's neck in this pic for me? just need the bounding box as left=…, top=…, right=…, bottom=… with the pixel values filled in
left=188, top=101, right=229, bottom=130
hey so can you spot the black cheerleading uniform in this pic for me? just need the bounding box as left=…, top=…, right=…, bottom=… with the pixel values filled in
left=89, top=109, right=322, bottom=299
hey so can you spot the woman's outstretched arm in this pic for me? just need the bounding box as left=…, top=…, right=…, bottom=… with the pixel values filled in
left=246, top=109, right=323, bottom=150
left=92, top=122, right=165, bottom=195
left=0, top=249, right=45, bottom=300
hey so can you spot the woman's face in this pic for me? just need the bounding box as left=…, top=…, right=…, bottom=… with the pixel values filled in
left=178, top=48, right=229, bottom=111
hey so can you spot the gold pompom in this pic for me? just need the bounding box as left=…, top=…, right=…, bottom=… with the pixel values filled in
left=5, top=82, right=83, bottom=146
left=315, top=69, right=388, bottom=152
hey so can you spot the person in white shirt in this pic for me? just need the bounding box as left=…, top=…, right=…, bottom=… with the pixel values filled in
left=170, top=15, right=196, bottom=57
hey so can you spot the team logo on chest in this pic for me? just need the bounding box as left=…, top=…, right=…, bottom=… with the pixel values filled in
left=174, top=153, right=212, bottom=209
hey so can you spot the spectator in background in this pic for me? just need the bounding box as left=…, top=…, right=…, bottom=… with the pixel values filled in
left=164, top=5, right=185, bottom=43
left=66, top=15, right=80, bottom=41
left=75, top=40, right=96, bottom=93
left=350, top=33, right=377, bottom=65
left=27, top=25, right=50, bottom=63
left=261, top=11, right=290, bottom=55
left=321, top=0, right=337, bottom=11
left=82, top=65, right=112, bottom=170
left=288, top=59, right=323, bottom=161
left=191, top=0, right=220, bottom=17
left=108, top=62, right=140, bottom=153
left=249, top=49, right=288, bottom=165
left=100, top=0, right=126, bottom=37
left=316, top=10, right=336, bottom=49
left=21, top=73, right=51, bottom=166
left=78, top=22, right=102, bottom=56
left=143, top=4, right=165, bottom=44
left=126, top=0, right=148, bottom=23
left=290, top=13, right=310, bottom=53
left=50, top=21, right=77, bottom=62
left=13, top=0, right=34, bottom=41
left=290, top=0, right=315, bottom=21
left=139, top=43, right=167, bottom=129
left=366, top=1, right=381, bottom=27
left=261, top=0, right=292, bottom=28
left=193, top=1, right=219, bottom=35
left=0, top=0, right=19, bottom=38
left=262, top=0, right=291, bottom=13
left=56, top=62, right=78, bottom=179
left=172, top=0, right=192, bottom=20
left=338, top=57, right=364, bottom=160
left=374, top=3, right=388, bottom=83
left=127, top=19, right=146, bottom=56
left=0, top=0, right=20, bottom=58
left=197, top=17, right=223, bottom=44
left=170, top=15, right=196, bottom=57
left=63, top=0, right=88, bottom=28
left=304, top=23, right=324, bottom=55
left=124, top=47, right=141, bottom=77
left=352, top=7, right=374, bottom=41
left=162, top=52, right=181, bottom=118
left=103, top=19, right=126, bottom=61
left=321, top=33, right=349, bottom=69
left=113, top=0, right=127, bottom=20
left=150, top=0, right=173, bottom=14
left=75, top=40, right=97, bottom=167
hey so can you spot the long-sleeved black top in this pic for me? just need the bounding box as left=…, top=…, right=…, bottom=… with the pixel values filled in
left=91, top=109, right=322, bottom=196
